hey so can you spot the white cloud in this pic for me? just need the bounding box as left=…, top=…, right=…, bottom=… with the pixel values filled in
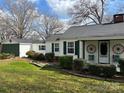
left=28, top=0, right=39, bottom=3
left=46, top=0, right=77, bottom=17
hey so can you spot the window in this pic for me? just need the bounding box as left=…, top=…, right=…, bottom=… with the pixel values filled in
left=67, top=42, right=74, bottom=53
left=39, top=45, right=45, bottom=50
left=88, top=55, right=95, bottom=61
left=113, top=55, right=120, bottom=62
left=54, top=43, right=59, bottom=52
left=100, top=42, right=107, bottom=55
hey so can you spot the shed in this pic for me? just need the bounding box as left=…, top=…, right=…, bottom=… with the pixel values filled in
left=2, top=39, right=45, bottom=57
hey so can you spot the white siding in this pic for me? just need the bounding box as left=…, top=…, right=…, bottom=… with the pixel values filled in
left=54, top=41, right=63, bottom=56
left=109, top=40, right=124, bottom=72
left=110, top=40, right=124, bottom=64
left=85, top=40, right=98, bottom=64
left=46, top=39, right=124, bottom=67
left=32, top=43, right=46, bottom=54
left=84, top=40, right=124, bottom=64
left=46, top=41, right=63, bottom=56
left=46, top=42, right=52, bottom=53
left=46, top=40, right=78, bottom=59
left=19, top=43, right=46, bottom=57
left=19, top=44, right=31, bottom=57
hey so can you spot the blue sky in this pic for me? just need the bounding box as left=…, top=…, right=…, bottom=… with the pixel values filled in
left=0, top=0, right=124, bottom=21
left=32, top=0, right=124, bottom=21
left=106, top=0, right=124, bottom=14
left=36, top=0, right=54, bottom=16
left=35, top=0, right=76, bottom=20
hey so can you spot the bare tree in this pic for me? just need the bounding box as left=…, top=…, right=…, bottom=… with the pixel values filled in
left=0, top=0, right=38, bottom=39
left=69, top=0, right=106, bottom=25
left=33, top=15, right=64, bottom=41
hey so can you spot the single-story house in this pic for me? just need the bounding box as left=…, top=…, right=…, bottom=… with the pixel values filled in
left=46, top=14, right=124, bottom=66
left=2, top=39, right=45, bottom=57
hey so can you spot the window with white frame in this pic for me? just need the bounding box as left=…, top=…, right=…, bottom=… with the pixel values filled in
left=54, top=43, right=59, bottom=52
left=39, top=45, right=46, bottom=50
left=67, top=42, right=74, bottom=53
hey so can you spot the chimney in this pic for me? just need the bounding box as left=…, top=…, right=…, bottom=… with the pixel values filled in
left=114, top=14, right=124, bottom=23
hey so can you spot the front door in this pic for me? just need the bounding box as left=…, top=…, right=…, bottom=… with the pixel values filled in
left=99, top=41, right=110, bottom=64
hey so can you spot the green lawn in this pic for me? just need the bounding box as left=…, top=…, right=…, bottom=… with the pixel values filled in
left=0, top=60, right=124, bottom=93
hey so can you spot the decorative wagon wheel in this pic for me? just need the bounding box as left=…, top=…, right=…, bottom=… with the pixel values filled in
left=87, top=44, right=96, bottom=54
left=112, top=44, right=124, bottom=54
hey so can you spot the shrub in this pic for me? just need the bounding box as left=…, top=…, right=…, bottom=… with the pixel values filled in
left=26, top=50, right=45, bottom=61
left=72, top=59, right=84, bottom=72
left=59, top=56, right=73, bottom=69
left=26, top=50, right=35, bottom=58
left=83, top=62, right=90, bottom=71
left=119, top=59, right=124, bottom=75
left=89, top=64, right=99, bottom=76
left=89, top=64, right=116, bottom=78
left=54, top=56, right=59, bottom=62
left=0, top=53, right=14, bottom=59
left=36, top=53, right=45, bottom=61
left=2, top=53, right=10, bottom=59
left=0, top=54, right=4, bottom=59
left=32, top=53, right=40, bottom=60
left=45, top=53, right=55, bottom=62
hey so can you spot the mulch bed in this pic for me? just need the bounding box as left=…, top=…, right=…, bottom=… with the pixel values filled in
left=30, top=61, right=124, bottom=83
left=61, top=69, right=124, bottom=83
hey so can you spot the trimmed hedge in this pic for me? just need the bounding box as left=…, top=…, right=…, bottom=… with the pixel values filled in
left=45, top=53, right=55, bottom=62
left=89, top=64, right=116, bottom=78
left=36, top=53, right=45, bottom=60
left=59, top=56, right=73, bottom=69
left=119, top=59, right=124, bottom=75
left=72, top=59, right=84, bottom=72
left=54, top=56, right=59, bottom=62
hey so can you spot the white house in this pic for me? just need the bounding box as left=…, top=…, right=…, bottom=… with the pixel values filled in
left=2, top=39, right=45, bottom=57
left=46, top=14, right=124, bottom=65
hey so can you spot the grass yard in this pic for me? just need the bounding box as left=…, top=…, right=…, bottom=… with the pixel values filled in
left=0, top=59, right=124, bottom=93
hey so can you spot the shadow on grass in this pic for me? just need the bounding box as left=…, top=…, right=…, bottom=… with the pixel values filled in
left=40, top=64, right=71, bottom=76
left=40, top=64, right=124, bottom=84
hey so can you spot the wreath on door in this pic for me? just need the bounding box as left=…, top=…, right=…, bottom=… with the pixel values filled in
left=112, top=44, right=124, bottom=54
left=87, top=44, right=96, bottom=54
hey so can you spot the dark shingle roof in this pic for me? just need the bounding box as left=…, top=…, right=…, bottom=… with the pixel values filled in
left=3, top=39, right=44, bottom=44
left=46, top=22, right=124, bottom=41
left=46, top=34, right=63, bottom=42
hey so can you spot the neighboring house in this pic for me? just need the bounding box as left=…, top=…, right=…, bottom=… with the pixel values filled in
left=46, top=14, right=124, bottom=66
left=2, top=39, right=45, bottom=57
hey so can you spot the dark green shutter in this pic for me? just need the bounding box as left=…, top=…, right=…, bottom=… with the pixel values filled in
left=52, top=43, right=54, bottom=53
left=75, top=41, right=80, bottom=58
left=63, top=41, right=66, bottom=55
left=83, top=41, right=85, bottom=59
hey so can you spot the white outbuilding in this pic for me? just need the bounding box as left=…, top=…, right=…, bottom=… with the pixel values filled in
left=2, top=39, right=45, bottom=57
